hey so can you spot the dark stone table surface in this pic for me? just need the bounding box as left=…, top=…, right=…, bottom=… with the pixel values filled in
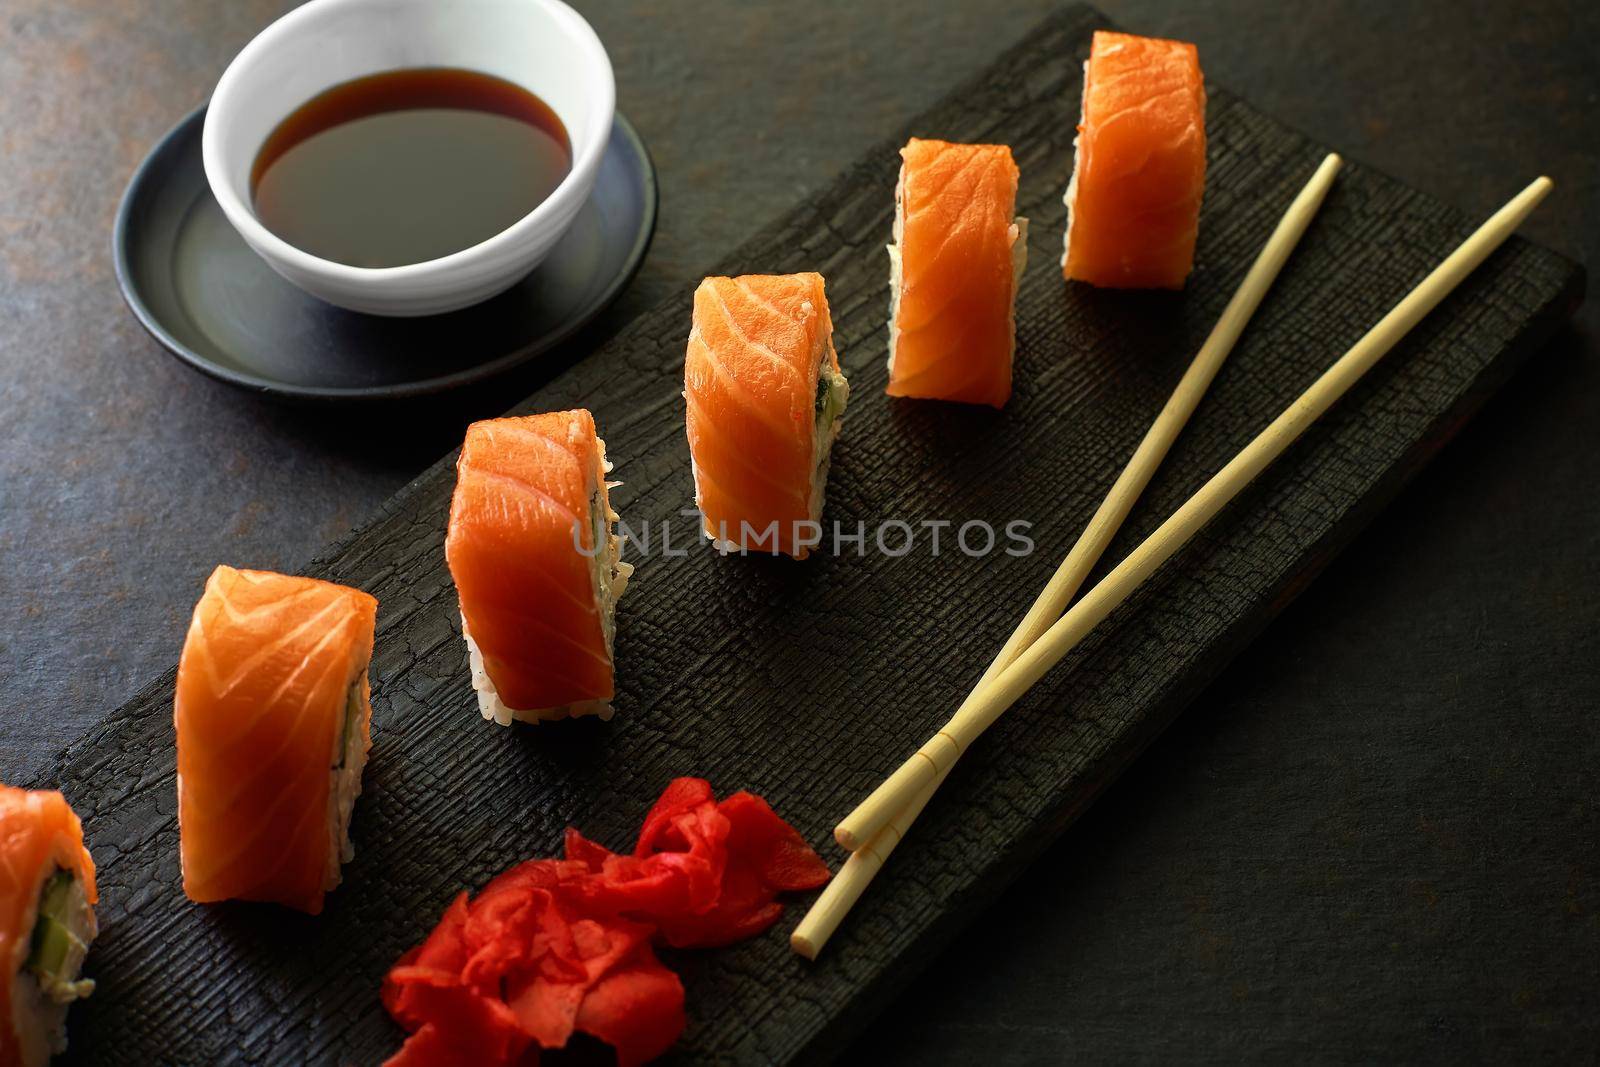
left=2, top=0, right=1594, bottom=1060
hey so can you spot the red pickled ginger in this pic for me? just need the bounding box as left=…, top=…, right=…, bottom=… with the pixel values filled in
left=382, top=779, right=830, bottom=1066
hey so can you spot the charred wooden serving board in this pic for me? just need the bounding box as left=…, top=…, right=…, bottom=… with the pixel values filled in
left=45, top=5, right=1582, bottom=1063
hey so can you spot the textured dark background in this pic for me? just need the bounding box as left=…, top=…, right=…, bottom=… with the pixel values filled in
left=1, top=0, right=1595, bottom=1061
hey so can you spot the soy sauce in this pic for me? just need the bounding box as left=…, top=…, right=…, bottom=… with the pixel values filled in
left=250, top=68, right=571, bottom=268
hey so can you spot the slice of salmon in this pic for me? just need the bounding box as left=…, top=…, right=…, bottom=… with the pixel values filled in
left=0, top=786, right=97, bottom=1067
left=684, top=273, right=848, bottom=560
left=1063, top=31, right=1207, bottom=289
left=887, top=139, right=1027, bottom=409
left=175, top=566, right=377, bottom=915
left=446, top=410, right=631, bottom=723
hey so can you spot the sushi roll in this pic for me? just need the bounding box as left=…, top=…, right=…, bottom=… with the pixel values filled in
left=886, top=139, right=1028, bottom=408
left=1062, top=31, right=1207, bottom=289
left=0, top=786, right=96, bottom=1067
left=445, top=410, right=633, bottom=725
left=684, top=273, right=850, bottom=559
left=175, top=566, right=377, bottom=915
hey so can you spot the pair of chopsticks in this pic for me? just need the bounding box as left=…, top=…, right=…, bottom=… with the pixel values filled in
left=792, top=158, right=1554, bottom=960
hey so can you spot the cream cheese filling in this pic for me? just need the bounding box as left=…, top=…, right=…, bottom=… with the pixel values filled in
left=324, top=671, right=371, bottom=893
left=808, top=349, right=851, bottom=528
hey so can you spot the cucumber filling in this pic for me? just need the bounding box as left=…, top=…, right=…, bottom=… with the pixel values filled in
left=25, top=871, right=94, bottom=1003
left=815, top=365, right=849, bottom=464
left=799, top=356, right=851, bottom=550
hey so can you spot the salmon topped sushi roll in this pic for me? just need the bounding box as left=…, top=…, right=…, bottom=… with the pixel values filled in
left=684, top=273, right=850, bottom=559
left=446, top=410, right=633, bottom=725
left=887, top=139, right=1028, bottom=408
left=1063, top=31, right=1207, bottom=289
left=0, top=786, right=97, bottom=1067
left=175, top=566, right=377, bottom=915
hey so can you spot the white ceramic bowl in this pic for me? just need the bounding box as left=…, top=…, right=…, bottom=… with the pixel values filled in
left=203, top=0, right=614, bottom=316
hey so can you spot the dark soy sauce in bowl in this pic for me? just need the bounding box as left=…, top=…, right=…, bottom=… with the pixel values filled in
left=250, top=68, right=571, bottom=268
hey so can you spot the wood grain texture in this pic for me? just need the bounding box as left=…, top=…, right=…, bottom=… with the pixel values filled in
left=39, top=6, right=1582, bottom=1064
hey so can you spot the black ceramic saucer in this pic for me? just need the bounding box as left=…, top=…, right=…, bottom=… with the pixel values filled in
left=113, top=104, right=657, bottom=401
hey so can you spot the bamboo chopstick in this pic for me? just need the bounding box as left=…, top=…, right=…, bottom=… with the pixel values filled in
left=790, top=154, right=1344, bottom=959
left=828, top=175, right=1553, bottom=868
